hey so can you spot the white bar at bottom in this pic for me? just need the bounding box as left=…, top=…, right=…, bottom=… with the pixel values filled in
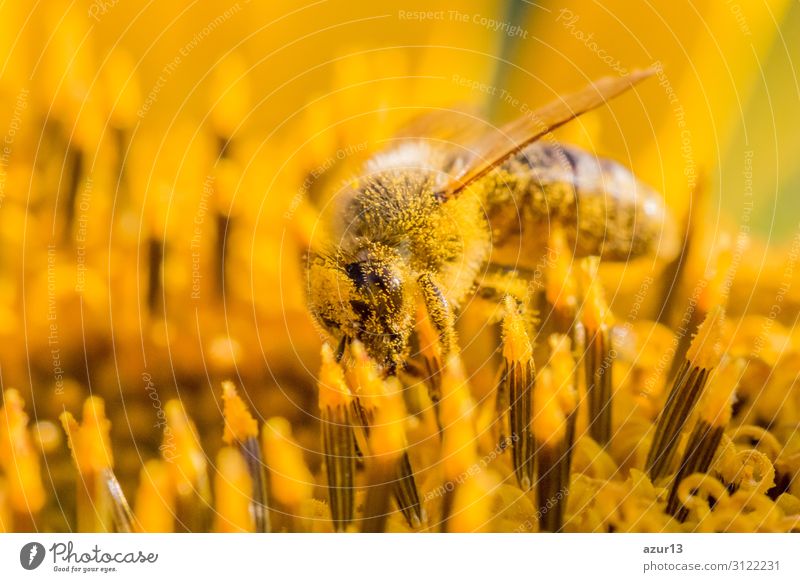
left=0, top=533, right=796, bottom=581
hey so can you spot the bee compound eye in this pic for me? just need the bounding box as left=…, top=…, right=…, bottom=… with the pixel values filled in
left=345, top=260, right=400, bottom=293
left=344, top=259, right=404, bottom=318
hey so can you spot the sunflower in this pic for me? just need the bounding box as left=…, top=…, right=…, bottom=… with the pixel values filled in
left=1, top=0, right=799, bottom=534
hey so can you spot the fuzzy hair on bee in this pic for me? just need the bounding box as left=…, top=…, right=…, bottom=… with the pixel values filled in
left=306, top=142, right=490, bottom=370
left=304, top=70, right=678, bottom=372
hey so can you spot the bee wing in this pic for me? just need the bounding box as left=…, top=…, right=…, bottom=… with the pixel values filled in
left=393, top=104, right=490, bottom=144
left=437, top=69, right=655, bottom=200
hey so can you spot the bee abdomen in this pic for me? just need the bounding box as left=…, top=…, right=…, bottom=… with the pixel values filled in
left=484, top=143, right=678, bottom=262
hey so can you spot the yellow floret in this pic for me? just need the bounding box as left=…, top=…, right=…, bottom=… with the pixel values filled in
left=686, top=305, right=725, bottom=370
left=221, top=381, right=258, bottom=444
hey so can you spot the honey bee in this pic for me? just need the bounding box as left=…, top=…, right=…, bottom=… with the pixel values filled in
left=305, top=70, right=678, bottom=373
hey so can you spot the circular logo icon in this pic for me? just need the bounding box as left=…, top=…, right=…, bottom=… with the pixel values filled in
left=20, top=542, right=46, bottom=570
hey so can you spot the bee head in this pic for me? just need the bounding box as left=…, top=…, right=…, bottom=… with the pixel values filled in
left=305, top=247, right=414, bottom=371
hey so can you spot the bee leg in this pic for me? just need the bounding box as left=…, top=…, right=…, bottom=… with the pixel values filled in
left=416, top=273, right=457, bottom=429
left=417, top=274, right=456, bottom=353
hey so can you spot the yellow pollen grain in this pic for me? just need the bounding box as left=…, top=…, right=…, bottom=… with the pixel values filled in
left=221, top=381, right=258, bottom=444
left=686, top=306, right=725, bottom=370
left=502, top=298, right=532, bottom=363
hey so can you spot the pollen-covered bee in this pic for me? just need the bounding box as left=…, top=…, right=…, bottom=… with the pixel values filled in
left=305, top=70, right=678, bottom=374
